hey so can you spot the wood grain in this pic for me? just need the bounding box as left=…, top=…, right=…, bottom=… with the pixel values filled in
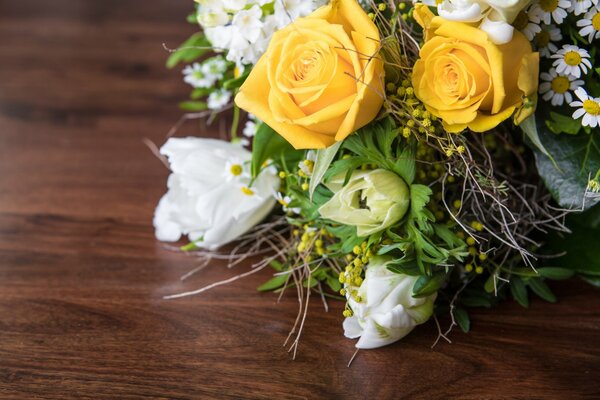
left=0, top=1, right=599, bottom=398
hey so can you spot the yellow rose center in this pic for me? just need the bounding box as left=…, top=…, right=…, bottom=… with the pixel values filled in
left=539, top=0, right=558, bottom=12
left=592, top=13, right=600, bottom=31
left=536, top=30, right=550, bottom=47
left=583, top=100, right=600, bottom=116
left=230, top=164, right=243, bottom=176
left=513, top=11, right=529, bottom=31
left=550, top=76, right=570, bottom=94
left=564, top=51, right=582, bottom=66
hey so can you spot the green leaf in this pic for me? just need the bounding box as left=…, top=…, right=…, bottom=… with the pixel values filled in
left=394, top=141, right=416, bottom=184
left=412, top=271, right=446, bottom=298
left=310, top=141, right=342, bottom=200
left=536, top=267, right=575, bottom=280
left=179, top=101, right=207, bottom=112
left=527, top=279, right=557, bottom=303
left=521, top=115, right=556, bottom=167
left=510, top=276, right=529, bottom=308
left=166, top=33, right=211, bottom=69
left=257, top=273, right=290, bottom=292
left=546, top=112, right=582, bottom=135
left=454, top=308, right=470, bottom=333
left=532, top=117, right=600, bottom=210
left=251, top=123, right=296, bottom=178
left=580, top=274, right=600, bottom=287
left=543, top=223, right=600, bottom=276
left=460, top=295, right=492, bottom=308
left=222, top=71, right=250, bottom=90
left=190, top=87, right=212, bottom=100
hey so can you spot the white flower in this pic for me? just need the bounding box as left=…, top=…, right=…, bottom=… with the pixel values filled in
left=570, top=87, right=600, bottom=128
left=529, top=0, right=571, bottom=24
left=343, top=257, right=437, bottom=349
left=232, top=5, right=264, bottom=43
left=568, top=0, right=593, bottom=15
left=222, top=0, right=249, bottom=11
left=243, top=120, right=258, bottom=137
left=183, top=63, right=217, bottom=88
left=551, top=45, right=592, bottom=78
left=207, top=88, right=232, bottom=110
left=202, top=56, right=228, bottom=80
left=153, top=137, right=279, bottom=249
left=204, top=25, right=234, bottom=52
left=534, top=24, right=562, bottom=58
left=512, top=9, right=541, bottom=41
left=539, top=68, right=584, bottom=106
left=577, top=7, right=600, bottom=42
left=274, top=192, right=301, bottom=214
left=298, top=150, right=316, bottom=177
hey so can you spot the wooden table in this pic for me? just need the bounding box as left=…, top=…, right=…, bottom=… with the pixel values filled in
left=0, top=1, right=599, bottom=398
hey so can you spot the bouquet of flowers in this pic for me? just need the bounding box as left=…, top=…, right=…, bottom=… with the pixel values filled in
left=154, top=0, right=600, bottom=353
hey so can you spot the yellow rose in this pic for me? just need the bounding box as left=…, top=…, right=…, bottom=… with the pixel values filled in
left=234, top=0, right=385, bottom=149
left=411, top=5, right=539, bottom=133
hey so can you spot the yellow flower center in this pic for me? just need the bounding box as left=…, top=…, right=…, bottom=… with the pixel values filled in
left=230, top=164, right=243, bottom=176
left=513, top=11, right=529, bottom=30
left=241, top=186, right=254, bottom=196
left=593, top=13, right=600, bottom=31
left=536, top=30, right=550, bottom=47
left=551, top=76, right=570, bottom=94
left=564, top=51, right=582, bottom=66
left=539, top=0, right=558, bottom=12
left=583, top=100, right=600, bottom=116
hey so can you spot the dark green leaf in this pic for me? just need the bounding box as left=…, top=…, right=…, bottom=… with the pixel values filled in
left=580, top=274, right=600, bottom=287
left=527, top=278, right=557, bottom=303
left=251, top=123, right=296, bottom=178
left=510, top=276, right=529, bottom=308
left=412, top=271, right=446, bottom=298
left=454, top=308, right=470, bottom=333
left=536, top=267, right=575, bottom=280
left=222, top=71, right=250, bottom=90
left=257, top=273, right=290, bottom=292
left=543, top=223, right=600, bottom=276
left=546, top=112, right=582, bottom=135
left=460, top=295, right=492, bottom=308
left=532, top=116, right=600, bottom=209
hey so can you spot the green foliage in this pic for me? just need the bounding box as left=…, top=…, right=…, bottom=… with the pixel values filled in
left=531, top=113, right=600, bottom=210
left=166, top=33, right=211, bottom=69
left=413, top=271, right=447, bottom=297
left=310, top=142, right=342, bottom=200
left=546, top=112, right=582, bottom=135
left=251, top=123, right=298, bottom=178
left=178, top=100, right=207, bottom=112
left=454, top=308, right=470, bottom=333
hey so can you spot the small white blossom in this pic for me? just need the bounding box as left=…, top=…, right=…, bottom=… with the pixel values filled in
left=534, top=24, right=562, bottom=58
left=274, top=0, right=317, bottom=27
left=232, top=5, right=264, bottom=43
left=568, top=0, right=594, bottom=15
left=182, top=63, right=215, bottom=88
left=521, top=19, right=541, bottom=41
left=570, top=87, right=600, bottom=128
left=243, top=120, right=258, bottom=137
left=207, top=88, right=232, bottom=110
left=274, top=192, right=301, bottom=214
left=529, top=0, right=571, bottom=24
left=298, top=150, right=317, bottom=177
left=577, top=7, right=600, bottom=42
left=539, top=68, right=584, bottom=106
left=551, top=45, right=592, bottom=78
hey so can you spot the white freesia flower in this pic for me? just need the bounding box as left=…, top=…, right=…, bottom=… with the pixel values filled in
left=232, top=5, right=264, bottom=42
left=207, top=88, right=232, bottom=110
left=153, top=137, right=279, bottom=250
left=343, top=257, right=437, bottom=349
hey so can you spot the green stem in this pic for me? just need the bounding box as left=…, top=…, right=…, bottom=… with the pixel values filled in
left=230, top=104, right=240, bottom=141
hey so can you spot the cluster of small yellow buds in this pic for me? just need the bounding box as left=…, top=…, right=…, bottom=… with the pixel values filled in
left=588, top=179, right=600, bottom=193
left=278, top=171, right=286, bottom=179
left=462, top=233, right=488, bottom=275
left=338, top=242, right=373, bottom=304
left=470, top=220, right=484, bottom=232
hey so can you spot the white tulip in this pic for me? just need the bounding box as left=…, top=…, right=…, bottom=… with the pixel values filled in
left=343, top=257, right=437, bottom=349
left=153, top=137, right=279, bottom=250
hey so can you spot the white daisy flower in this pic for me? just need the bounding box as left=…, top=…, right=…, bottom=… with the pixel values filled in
left=274, top=192, right=301, bottom=214
left=202, top=56, right=228, bottom=81
left=298, top=151, right=317, bottom=177
left=513, top=10, right=542, bottom=40
left=569, top=0, right=593, bottom=15
left=182, top=63, right=217, bottom=88
left=577, top=7, right=600, bottom=42
left=534, top=24, right=562, bottom=58
left=529, top=0, right=571, bottom=24
left=225, top=157, right=250, bottom=181
left=551, top=45, right=592, bottom=78
left=207, top=88, right=232, bottom=110
left=570, top=87, right=600, bottom=128
left=539, top=68, right=584, bottom=106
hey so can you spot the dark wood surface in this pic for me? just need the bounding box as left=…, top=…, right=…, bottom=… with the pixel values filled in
left=0, top=1, right=599, bottom=399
